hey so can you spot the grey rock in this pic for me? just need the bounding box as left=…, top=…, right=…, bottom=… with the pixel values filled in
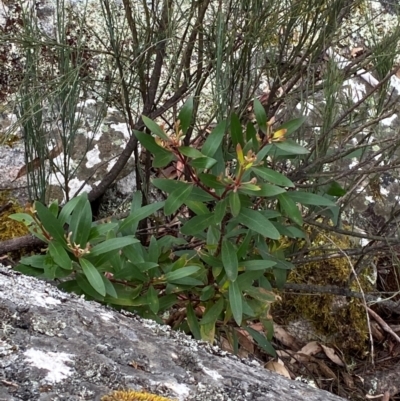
left=0, top=266, right=348, bottom=401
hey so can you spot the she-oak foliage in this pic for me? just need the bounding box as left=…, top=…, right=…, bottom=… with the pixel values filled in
left=10, top=98, right=336, bottom=356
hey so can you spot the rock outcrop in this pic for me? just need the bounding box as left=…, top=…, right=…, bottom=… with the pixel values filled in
left=0, top=266, right=348, bottom=401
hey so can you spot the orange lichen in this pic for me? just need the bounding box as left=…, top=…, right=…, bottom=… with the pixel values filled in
left=101, top=390, right=176, bottom=401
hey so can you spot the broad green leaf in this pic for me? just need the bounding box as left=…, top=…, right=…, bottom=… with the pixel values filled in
left=142, top=115, right=169, bottom=141
left=206, top=225, right=220, bottom=248
left=240, top=259, right=276, bottom=270
left=326, top=181, right=347, bottom=197
left=58, top=196, right=82, bottom=226
left=274, top=140, right=309, bottom=155
left=164, top=184, right=193, bottom=215
left=113, top=262, right=145, bottom=281
left=69, top=194, right=92, bottom=248
left=168, top=277, right=203, bottom=286
left=35, top=201, right=66, bottom=245
left=147, top=285, right=159, bottom=314
left=49, top=241, right=72, bottom=270
left=19, top=254, right=47, bottom=268
left=201, top=120, right=227, bottom=157
left=236, top=270, right=264, bottom=290
left=255, top=145, right=271, bottom=163
left=181, top=213, right=215, bottom=235
left=9, top=213, right=36, bottom=226
left=229, top=191, right=241, bottom=217
left=178, top=97, right=193, bottom=134
left=103, top=283, right=143, bottom=306
left=199, top=252, right=223, bottom=269
left=157, top=235, right=187, bottom=251
left=251, top=166, right=294, bottom=187
left=165, top=265, right=200, bottom=282
left=89, top=237, right=139, bottom=257
left=200, top=298, right=225, bottom=325
left=153, top=151, right=175, bottom=168
left=158, top=294, right=178, bottom=312
left=275, top=116, right=307, bottom=135
left=119, top=202, right=165, bottom=233
left=239, top=183, right=260, bottom=192
left=277, top=193, right=303, bottom=225
left=43, top=259, right=58, bottom=280
left=222, top=239, right=238, bottom=281
left=214, top=199, right=227, bottom=224
left=134, top=130, right=168, bottom=154
left=80, top=258, right=106, bottom=296
left=198, top=173, right=227, bottom=189
left=246, top=122, right=258, bottom=146
left=122, top=243, right=145, bottom=264
left=261, top=318, right=274, bottom=341
left=287, top=191, right=336, bottom=206
left=273, top=222, right=305, bottom=238
left=152, top=178, right=192, bottom=194
left=200, top=285, right=215, bottom=301
left=190, top=157, right=217, bottom=170
left=237, top=229, right=253, bottom=260
left=152, top=178, right=214, bottom=202
left=200, top=321, right=215, bottom=343
left=274, top=268, right=287, bottom=289
left=76, top=274, right=104, bottom=301
left=102, top=276, right=118, bottom=298
left=244, top=326, right=276, bottom=357
left=185, top=200, right=210, bottom=215
left=238, top=208, right=280, bottom=239
left=187, top=303, right=201, bottom=340
left=48, top=200, right=59, bottom=217
left=229, top=280, right=243, bottom=326
left=230, top=113, right=244, bottom=147
left=14, top=264, right=44, bottom=277
left=89, top=222, right=118, bottom=241
left=253, top=98, right=267, bottom=132
left=246, top=286, right=277, bottom=303
left=130, top=191, right=143, bottom=214
left=239, top=183, right=286, bottom=197
left=210, top=146, right=225, bottom=176
left=148, top=236, right=159, bottom=264
left=178, top=146, right=204, bottom=158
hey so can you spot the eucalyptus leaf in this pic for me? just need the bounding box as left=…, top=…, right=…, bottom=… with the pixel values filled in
left=178, top=97, right=193, bottom=134
left=229, top=280, right=243, bottom=326
left=80, top=258, right=106, bottom=297
left=142, top=115, right=170, bottom=141
left=201, top=120, right=227, bottom=157
left=222, top=238, right=239, bottom=281
left=164, top=185, right=193, bottom=215
left=238, top=208, right=280, bottom=240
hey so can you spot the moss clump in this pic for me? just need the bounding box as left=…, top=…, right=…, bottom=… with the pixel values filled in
left=274, top=225, right=371, bottom=356
left=0, top=192, right=29, bottom=241
left=101, top=390, right=176, bottom=401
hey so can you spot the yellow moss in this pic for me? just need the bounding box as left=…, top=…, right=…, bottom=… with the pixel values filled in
left=101, top=390, right=176, bottom=401
left=274, top=224, right=371, bottom=355
left=0, top=192, right=29, bottom=241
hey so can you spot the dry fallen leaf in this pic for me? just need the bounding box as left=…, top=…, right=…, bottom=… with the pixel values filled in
left=265, top=360, right=291, bottom=379
left=320, top=344, right=345, bottom=367
left=13, top=141, right=63, bottom=182
left=299, top=341, right=322, bottom=356
left=273, top=324, right=301, bottom=351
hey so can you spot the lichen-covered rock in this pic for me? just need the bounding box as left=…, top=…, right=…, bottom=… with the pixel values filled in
left=0, top=265, right=347, bottom=401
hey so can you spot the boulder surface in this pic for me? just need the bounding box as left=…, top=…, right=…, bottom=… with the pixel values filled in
left=0, top=266, right=347, bottom=401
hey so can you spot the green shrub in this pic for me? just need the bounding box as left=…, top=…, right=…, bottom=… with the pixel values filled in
left=10, top=98, right=337, bottom=356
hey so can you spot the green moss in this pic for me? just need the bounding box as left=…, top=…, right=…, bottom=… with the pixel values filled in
left=0, top=192, right=29, bottom=241
left=274, top=225, right=370, bottom=356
